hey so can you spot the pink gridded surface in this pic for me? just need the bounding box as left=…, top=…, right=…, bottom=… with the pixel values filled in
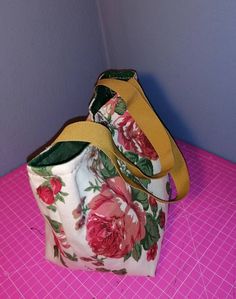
left=0, top=141, right=236, bottom=299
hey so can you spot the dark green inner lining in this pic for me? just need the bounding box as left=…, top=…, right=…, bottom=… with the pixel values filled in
left=29, top=70, right=135, bottom=168
left=28, top=142, right=89, bottom=167
left=90, top=69, right=135, bottom=115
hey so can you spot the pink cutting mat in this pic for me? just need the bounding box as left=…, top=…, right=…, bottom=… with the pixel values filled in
left=0, top=141, right=235, bottom=299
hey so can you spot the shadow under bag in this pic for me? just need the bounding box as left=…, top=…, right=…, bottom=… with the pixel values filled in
left=27, top=70, right=189, bottom=276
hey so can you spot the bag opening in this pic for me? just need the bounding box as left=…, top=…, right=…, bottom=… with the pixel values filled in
left=28, top=142, right=88, bottom=167
left=90, top=69, right=136, bottom=115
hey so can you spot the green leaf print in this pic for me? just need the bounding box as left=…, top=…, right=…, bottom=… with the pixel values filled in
left=84, top=180, right=101, bottom=192
left=123, top=151, right=139, bottom=163
left=64, top=252, right=78, bottom=262
left=132, top=243, right=142, bottom=262
left=99, top=151, right=117, bottom=178
left=100, top=168, right=114, bottom=179
left=124, top=252, right=132, bottom=262
left=109, top=125, right=116, bottom=136
left=45, top=216, right=61, bottom=233
left=131, top=188, right=149, bottom=210
left=114, top=99, right=127, bottom=115
left=60, top=191, right=69, bottom=196
left=61, top=180, right=65, bottom=187
left=136, top=158, right=153, bottom=176
left=139, top=178, right=151, bottom=188
left=141, top=213, right=160, bottom=250
left=31, top=166, right=53, bottom=177
left=56, top=193, right=65, bottom=203
left=47, top=205, right=57, bottom=212
left=106, top=114, right=112, bottom=123
left=41, top=181, right=51, bottom=188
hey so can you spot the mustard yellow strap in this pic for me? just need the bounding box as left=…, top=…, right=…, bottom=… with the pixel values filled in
left=96, top=78, right=190, bottom=201
left=168, top=134, right=190, bottom=200
left=52, top=121, right=181, bottom=204
left=128, top=77, right=190, bottom=199
left=96, top=79, right=174, bottom=178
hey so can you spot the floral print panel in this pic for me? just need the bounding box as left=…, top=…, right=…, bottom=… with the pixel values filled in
left=28, top=89, right=169, bottom=276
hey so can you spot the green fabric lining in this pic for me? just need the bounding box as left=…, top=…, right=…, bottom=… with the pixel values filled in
left=28, top=70, right=135, bottom=168
left=28, top=142, right=88, bottom=167
left=100, top=69, right=135, bottom=81
left=90, top=69, right=135, bottom=115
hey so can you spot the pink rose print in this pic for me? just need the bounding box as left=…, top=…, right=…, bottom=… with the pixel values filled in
left=50, top=177, right=62, bottom=194
left=147, top=243, right=158, bottom=261
left=116, top=112, right=158, bottom=160
left=86, top=177, right=146, bottom=258
left=37, top=185, right=55, bottom=205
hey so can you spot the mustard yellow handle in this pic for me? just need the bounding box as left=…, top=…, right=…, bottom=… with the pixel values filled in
left=52, top=121, right=185, bottom=204
left=96, top=78, right=190, bottom=200
left=96, top=78, right=174, bottom=178
left=127, top=77, right=190, bottom=200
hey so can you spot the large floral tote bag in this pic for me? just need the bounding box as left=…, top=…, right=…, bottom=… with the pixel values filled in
left=27, top=80, right=189, bottom=276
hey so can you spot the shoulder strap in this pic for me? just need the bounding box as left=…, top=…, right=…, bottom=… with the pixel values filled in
left=96, top=78, right=190, bottom=200
left=96, top=78, right=174, bottom=178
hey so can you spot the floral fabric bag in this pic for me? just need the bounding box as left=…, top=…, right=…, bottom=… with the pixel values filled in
left=27, top=70, right=189, bottom=276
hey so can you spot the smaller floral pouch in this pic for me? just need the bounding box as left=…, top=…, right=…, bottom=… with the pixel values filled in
left=27, top=71, right=189, bottom=277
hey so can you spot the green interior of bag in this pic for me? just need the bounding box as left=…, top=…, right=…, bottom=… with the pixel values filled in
left=90, top=69, right=135, bottom=115
left=28, top=142, right=89, bottom=167
left=29, top=70, right=135, bottom=168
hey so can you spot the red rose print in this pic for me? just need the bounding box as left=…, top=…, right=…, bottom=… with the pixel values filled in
left=159, top=210, right=166, bottom=229
left=37, top=185, right=55, bottom=205
left=147, top=243, right=158, bottom=261
left=50, top=177, right=62, bottom=195
left=115, top=112, right=158, bottom=160
left=149, top=196, right=158, bottom=207
left=86, top=177, right=146, bottom=258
